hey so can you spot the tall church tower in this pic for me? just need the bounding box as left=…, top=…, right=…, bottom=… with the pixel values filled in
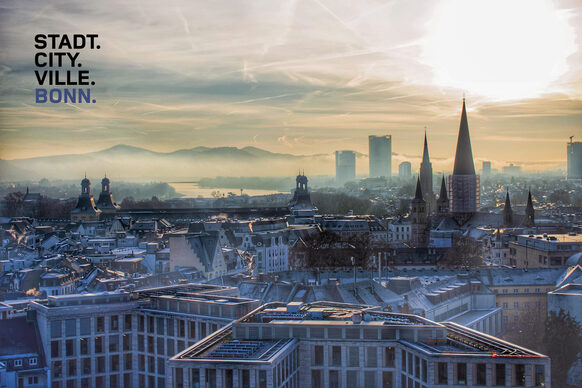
left=448, top=98, right=480, bottom=223
left=503, top=191, right=513, bottom=227
left=437, top=175, right=449, bottom=216
left=70, top=176, right=101, bottom=222
left=523, top=191, right=535, bottom=227
left=419, top=131, right=435, bottom=213
left=96, top=175, right=120, bottom=219
left=411, top=177, right=428, bottom=247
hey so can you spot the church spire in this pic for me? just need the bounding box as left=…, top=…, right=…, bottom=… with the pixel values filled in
left=523, top=190, right=535, bottom=227
left=503, top=190, right=513, bottom=227
left=414, top=177, right=423, bottom=201
left=438, top=175, right=448, bottom=203
left=453, top=98, right=476, bottom=175
left=422, top=129, right=430, bottom=165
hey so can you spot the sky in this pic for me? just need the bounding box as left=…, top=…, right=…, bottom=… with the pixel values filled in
left=0, top=0, right=581, bottom=174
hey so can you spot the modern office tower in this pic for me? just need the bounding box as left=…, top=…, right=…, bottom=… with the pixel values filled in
left=419, top=132, right=435, bottom=212
left=335, top=150, right=356, bottom=185
left=369, top=135, right=392, bottom=178
left=482, top=161, right=491, bottom=176
left=31, top=284, right=258, bottom=388
left=168, top=301, right=550, bottom=388
left=398, top=162, right=412, bottom=178
left=567, top=137, right=582, bottom=180
left=448, top=99, right=480, bottom=221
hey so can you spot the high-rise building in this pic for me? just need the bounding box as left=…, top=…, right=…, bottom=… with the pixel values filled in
left=419, top=132, right=435, bottom=213
left=482, top=161, right=491, bottom=176
left=448, top=99, right=480, bottom=220
left=368, top=135, right=392, bottom=178
left=335, top=150, right=356, bottom=185
left=398, top=161, right=412, bottom=178
left=567, top=137, right=582, bottom=180
left=168, top=301, right=550, bottom=388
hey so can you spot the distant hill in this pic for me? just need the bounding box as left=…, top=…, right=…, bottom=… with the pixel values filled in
left=0, top=145, right=336, bottom=181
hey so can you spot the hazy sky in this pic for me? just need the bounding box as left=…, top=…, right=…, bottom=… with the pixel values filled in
left=0, top=0, right=581, bottom=173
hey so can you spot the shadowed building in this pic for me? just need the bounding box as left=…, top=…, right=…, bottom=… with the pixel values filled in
left=411, top=177, right=428, bottom=248
left=448, top=99, right=480, bottom=224
left=369, top=135, right=392, bottom=178
left=567, top=137, right=582, bottom=180
left=398, top=161, right=412, bottom=179
left=419, top=132, right=435, bottom=213
left=335, top=150, right=356, bottom=185
left=70, top=176, right=101, bottom=222
left=436, top=176, right=449, bottom=217
left=522, top=191, right=535, bottom=228
left=503, top=191, right=514, bottom=227
left=288, top=173, right=317, bottom=217
left=95, top=175, right=120, bottom=219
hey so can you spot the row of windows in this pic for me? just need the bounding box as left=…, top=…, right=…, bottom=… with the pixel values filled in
left=11, top=357, right=37, bottom=367
left=435, top=362, right=545, bottom=386
left=312, top=369, right=394, bottom=388
left=50, top=374, right=132, bottom=388
left=50, top=315, right=132, bottom=338
left=312, top=345, right=395, bottom=368
left=51, top=334, right=131, bottom=358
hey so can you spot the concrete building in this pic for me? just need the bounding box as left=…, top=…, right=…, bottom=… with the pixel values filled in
left=398, top=162, right=412, bottom=179
left=567, top=137, right=582, bottom=180
left=167, top=301, right=550, bottom=388
left=369, top=135, right=392, bottom=178
left=335, top=151, right=356, bottom=185
left=508, top=233, right=582, bottom=268
left=30, top=283, right=258, bottom=388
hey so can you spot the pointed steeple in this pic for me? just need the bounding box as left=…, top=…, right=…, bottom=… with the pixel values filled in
left=414, top=177, right=423, bottom=201
left=503, top=190, right=513, bottom=227
left=523, top=190, right=535, bottom=227
left=453, top=98, right=476, bottom=175
left=438, top=176, right=448, bottom=203
left=422, top=129, right=430, bottom=165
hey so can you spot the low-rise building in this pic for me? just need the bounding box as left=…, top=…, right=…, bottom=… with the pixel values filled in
left=168, top=301, right=550, bottom=388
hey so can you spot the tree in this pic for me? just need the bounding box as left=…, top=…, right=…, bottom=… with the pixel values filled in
left=439, top=235, right=483, bottom=269
left=3, top=191, right=25, bottom=216
left=543, top=309, right=582, bottom=387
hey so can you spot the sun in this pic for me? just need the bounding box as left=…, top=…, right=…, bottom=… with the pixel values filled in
left=421, top=0, right=576, bottom=101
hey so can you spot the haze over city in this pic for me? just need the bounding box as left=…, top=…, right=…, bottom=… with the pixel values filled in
left=1, top=0, right=581, bottom=175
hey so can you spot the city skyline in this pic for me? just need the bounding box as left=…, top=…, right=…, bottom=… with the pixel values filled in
left=0, top=0, right=581, bottom=174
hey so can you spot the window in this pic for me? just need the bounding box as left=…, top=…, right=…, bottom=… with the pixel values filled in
left=422, top=359, right=427, bottom=382
left=330, top=346, right=341, bottom=366
left=14, top=359, right=22, bottom=367
left=96, top=317, right=104, bottom=333
left=122, top=314, right=132, bottom=332
left=156, top=317, right=164, bottom=335
left=414, top=356, right=420, bottom=378
left=123, top=334, right=131, bottom=351
left=514, top=302, right=519, bottom=309
left=437, top=362, right=448, bottom=384
left=313, top=345, right=323, bottom=366
left=65, top=319, right=76, bottom=337
left=348, top=346, right=359, bottom=367
left=514, top=364, right=525, bottom=386
left=94, top=337, right=103, bottom=353
left=382, top=371, right=393, bottom=388
left=495, top=364, right=506, bottom=386
left=51, top=341, right=60, bottom=358
left=82, top=358, right=91, bottom=375
left=29, top=357, right=37, bottom=366
left=109, top=335, right=119, bottom=352
left=329, top=370, right=339, bottom=388
left=189, top=321, right=196, bottom=339
left=364, top=371, right=376, bottom=387
left=535, top=365, right=545, bottom=386
left=366, top=347, right=377, bottom=367
left=383, top=347, right=395, bottom=367
left=97, top=357, right=105, bottom=373
left=456, top=363, right=467, bottom=385
left=347, top=371, right=358, bottom=387
left=311, top=370, right=323, bottom=388
left=67, top=359, right=77, bottom=377
left=66, top=339, right=75, bottom=357
left=475, top=363, right=486, bottom=385
left=51, top=320, right=62, bottom=338
left=514, top=288, right=519, bottom=294
left=178, top=320, right=185, bottom=337
left=80, top=318, right=90, bottom=336
left=503, top=302, right=508, bottom=309
left=110, top=315, right=119, bottom=331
